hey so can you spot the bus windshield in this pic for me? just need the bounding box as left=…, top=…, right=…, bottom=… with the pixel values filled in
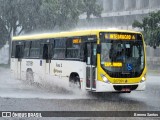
left=100, top=33, right=145, bottom=78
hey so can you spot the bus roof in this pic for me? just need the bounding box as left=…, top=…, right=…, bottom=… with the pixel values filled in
left=12, top=29, right=141, bottom=41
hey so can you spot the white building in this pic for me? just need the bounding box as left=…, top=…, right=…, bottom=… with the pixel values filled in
left=78, top=0, right=160, bottom=30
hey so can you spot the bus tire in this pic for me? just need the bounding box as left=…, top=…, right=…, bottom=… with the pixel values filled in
left=26, top=69, right=34, bottom=85
left=69, top=73, right=81, bottom=89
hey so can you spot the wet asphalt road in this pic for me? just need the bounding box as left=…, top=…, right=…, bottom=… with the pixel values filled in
left=0, top=67, right=160, bottom=119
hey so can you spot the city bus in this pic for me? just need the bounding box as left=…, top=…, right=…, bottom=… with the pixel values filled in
left=11, top=29, right=147, bottom=92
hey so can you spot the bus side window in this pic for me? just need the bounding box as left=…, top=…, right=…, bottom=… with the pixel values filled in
left=15, top=45, right=20, bottom=58
left=81, top=36, right=88, bottom=62
left=11, top=41, right=16, bottom=58
left=92, top=44, right=97, bottom=66
left=66, top=38, right=80, bottom=59
left=53, top=39, right=66, bottom=59
left=24, top=41, right=31, bottom=58
left=15, top=45, right=24, bottom=59
left=30, top=41, right=40, bottom=58
left=43, top=44, right=49, bottom=59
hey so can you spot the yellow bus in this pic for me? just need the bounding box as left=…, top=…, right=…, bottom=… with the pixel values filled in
left=11, top=29, right=147, bottom=92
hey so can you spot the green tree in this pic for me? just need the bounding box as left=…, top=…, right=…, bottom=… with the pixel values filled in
left=81, top=0, right=102, bottom=19
left=0, top=18, right=9, bottom=49
left=132, top=11, right=160, bottom=49
left=23, top=0, right=103, bottom=31
left=0, top=0, right=102, bottom=42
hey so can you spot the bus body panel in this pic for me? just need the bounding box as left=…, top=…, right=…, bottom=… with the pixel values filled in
left=51, top=60, right=87, bottom=90
left=11, top=58, right=18, bottom=79
left=12, top=58, right=87, bottom=90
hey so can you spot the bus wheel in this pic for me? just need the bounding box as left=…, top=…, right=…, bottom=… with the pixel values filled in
left=26, top=70, right=34, bottom=85
left=69, top=74, right=81, bottom=89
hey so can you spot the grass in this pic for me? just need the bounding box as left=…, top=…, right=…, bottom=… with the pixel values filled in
left=0, top=64, right=10, bottom=68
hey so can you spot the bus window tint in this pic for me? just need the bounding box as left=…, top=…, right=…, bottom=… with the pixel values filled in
left=15, top=44, right=24, bottom=59
left=66, top=39, right=80, bottom=59
left=24, top=41, right=30, bottom=58
left=11, top=41, right=16, bottom=58
left=30, top=41, right=40, bottom=58
left=53, top=39, right=66, bottom=59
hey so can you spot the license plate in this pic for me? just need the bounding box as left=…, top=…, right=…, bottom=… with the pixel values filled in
left=121, top=88, right=130, bottom=92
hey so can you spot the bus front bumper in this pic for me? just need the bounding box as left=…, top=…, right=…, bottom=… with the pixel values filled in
left=95, top=80, right=146, bottom=92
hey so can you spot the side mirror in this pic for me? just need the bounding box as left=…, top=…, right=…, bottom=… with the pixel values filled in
left=97, top=44, right=101, bottom=54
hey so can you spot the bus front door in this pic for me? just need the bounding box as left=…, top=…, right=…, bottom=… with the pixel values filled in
left=86, top=42, right=97, bottom=91
left=15, top=45, right=24, bottom=80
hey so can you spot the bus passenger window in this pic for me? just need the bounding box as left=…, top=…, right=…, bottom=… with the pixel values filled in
left=11, top=42, right=16, bottom=58
left=24, top=42, right=30, bottom=58
left=43, top=44, right=49, bottom=59
left=15, top=45, right=24, bottom=59
left=66, top=39, right=80, bottom=59
left=91, top=44, right=97, bottom=66
left=53, top=39, right=66, bottom=59
left=30, top=41, right=40, bottom=58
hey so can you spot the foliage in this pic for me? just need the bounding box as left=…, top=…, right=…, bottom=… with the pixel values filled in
left=132, top=11, right=160, bottom=49
left=80, top=0, right=103, bottom=19
left=0, top=0, right=102, bottom=43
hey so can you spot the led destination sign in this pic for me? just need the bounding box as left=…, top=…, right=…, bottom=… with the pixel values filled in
left=105, top=33, right=136, bottom=40
left=73, top=39, right=81, bottom=44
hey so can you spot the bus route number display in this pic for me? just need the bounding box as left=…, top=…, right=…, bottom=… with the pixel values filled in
left=73, top=39, right=81, bottom=44
left=105, top=33, right=136, bottom=40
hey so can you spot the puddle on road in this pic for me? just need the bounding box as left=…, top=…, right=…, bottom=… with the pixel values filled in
left=0, top=67, right=92, bottom=99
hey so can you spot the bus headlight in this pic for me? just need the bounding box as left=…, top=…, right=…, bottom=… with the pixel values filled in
left=140, top=74, right=146, bottom=83
left=100, top=74, right=110, bottom=83
left=142, top=76, right=145, bottom=81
